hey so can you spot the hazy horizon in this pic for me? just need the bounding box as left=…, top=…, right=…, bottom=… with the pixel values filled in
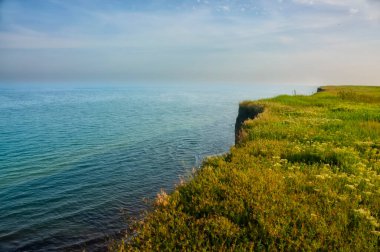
left=1, top=0, right=380, bottom=85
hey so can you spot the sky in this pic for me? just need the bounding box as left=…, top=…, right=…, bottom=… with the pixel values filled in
left=0, top=0, right=379, bottom=85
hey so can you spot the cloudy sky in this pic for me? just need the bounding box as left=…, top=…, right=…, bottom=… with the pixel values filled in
left=0, top=0, right=379, bottom=85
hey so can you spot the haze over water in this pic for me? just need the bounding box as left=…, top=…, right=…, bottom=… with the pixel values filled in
left=1, top=0, right=379, bottom=250
left=0, top=83, right=315, bottom=251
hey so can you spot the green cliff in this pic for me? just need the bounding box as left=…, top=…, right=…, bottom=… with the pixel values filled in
left=115, top=86, right=380, bottom=251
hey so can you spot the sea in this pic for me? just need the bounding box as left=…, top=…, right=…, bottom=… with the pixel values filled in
left=0, top=83, right=316, bottom=251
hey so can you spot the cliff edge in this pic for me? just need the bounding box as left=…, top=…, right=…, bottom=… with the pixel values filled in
left=235, top=103, right=264, bottom=145
left=117, top=86, right=380, bottom=251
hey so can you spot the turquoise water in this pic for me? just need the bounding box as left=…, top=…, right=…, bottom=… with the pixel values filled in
left=0, top=83, right=316, bottom=251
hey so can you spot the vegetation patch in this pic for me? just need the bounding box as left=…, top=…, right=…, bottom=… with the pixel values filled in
left=114, top=86, right=380, bottom=251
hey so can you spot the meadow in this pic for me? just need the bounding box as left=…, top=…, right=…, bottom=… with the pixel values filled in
left=115, top=86, right=380, bottom=251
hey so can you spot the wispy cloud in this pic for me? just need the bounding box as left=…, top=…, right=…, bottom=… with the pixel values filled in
left=293, top=0, right=380, bottom=20
left=0, top=0, right=379, bottom=84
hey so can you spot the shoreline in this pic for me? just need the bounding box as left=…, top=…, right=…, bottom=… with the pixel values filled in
left=117, top=85, right=380, bottom=251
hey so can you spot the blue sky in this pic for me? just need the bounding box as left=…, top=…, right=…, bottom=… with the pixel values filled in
left=0, top=0, right=379, bottom=85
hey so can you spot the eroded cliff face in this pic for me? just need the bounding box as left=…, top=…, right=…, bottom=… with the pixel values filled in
left=317, top=87, right=325, bottom=93
left=235, top=104, right=264, bottom=145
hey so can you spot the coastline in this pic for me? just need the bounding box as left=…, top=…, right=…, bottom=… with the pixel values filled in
left=0, top=84, right=318, bottom=251
left=116, top=85, right=380, bottom=251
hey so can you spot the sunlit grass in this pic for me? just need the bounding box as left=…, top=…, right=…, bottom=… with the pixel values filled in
left=114, top=86, right=380, bottom=251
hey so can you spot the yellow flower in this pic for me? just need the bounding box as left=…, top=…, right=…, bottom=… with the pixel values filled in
left=345, top=184, right=356, bottom=190
left=155, top=190, right=169, bottom=207
left=370, top=230, right=380, bottom=236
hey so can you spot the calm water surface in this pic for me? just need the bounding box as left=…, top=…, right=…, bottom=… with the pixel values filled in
left=0, top=83, right=316, bottom=251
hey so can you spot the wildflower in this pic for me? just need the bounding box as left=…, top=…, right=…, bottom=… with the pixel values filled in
left=354, top=208, right=380, bottom=228
left=294, top=146, right=301, bottom=152
left=293, top=165, right=300, bottom=170
left=368, top=217, right=379, bottom=228
left=315, top=175, right=325, bottom=180
left=322, top=164, right=330, bottom=170
left=338, top=195, right=348, bottom=202
left=370, top=230, right=380, bottom=236
left=364, top=191, right=373, bottom=196
left=155, top=190, right=169, bottom=207
left=367, top=182, right=375, bottom=188
left=354, top=208, right=370, bottom=216
left=280, top=159, right=288, bottom=164
left=338, top=173, right=348, bottom=178
left=345, top=184, right=356, bottom=190
left=274, top=163, right=282, bottom=168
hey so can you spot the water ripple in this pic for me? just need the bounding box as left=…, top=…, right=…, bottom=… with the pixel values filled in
left=0, top=83, right=316, bottom=251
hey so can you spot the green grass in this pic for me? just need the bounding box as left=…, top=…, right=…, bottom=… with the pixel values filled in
left=114, top=86, right=380, bottom=251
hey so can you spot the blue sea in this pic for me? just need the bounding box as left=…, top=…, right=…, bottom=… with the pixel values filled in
left=0, top=83, right=316, bottom=251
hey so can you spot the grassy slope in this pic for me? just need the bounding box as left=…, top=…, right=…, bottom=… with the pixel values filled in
left=116, top=86, right=380, bottom=251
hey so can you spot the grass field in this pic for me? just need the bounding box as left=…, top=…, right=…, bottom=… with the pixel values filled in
left=114, top=86, right=380, bottom=251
